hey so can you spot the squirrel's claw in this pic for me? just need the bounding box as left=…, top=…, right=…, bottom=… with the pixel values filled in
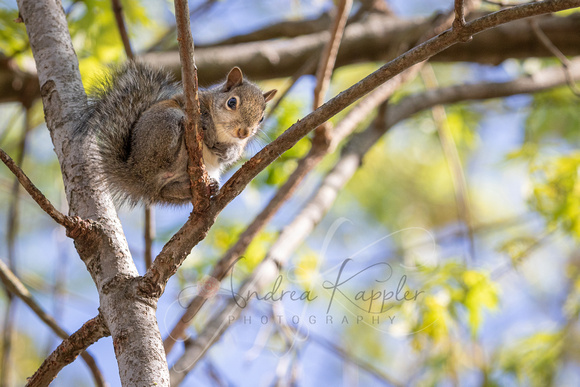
left=208, top=178, right=219, bottom=197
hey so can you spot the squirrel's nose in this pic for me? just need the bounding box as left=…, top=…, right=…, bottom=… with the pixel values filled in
left=236, top=128, right=251, bottom=139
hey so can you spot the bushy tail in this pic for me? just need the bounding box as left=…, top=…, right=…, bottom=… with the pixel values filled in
left=77, top=61, right=180, bottom=204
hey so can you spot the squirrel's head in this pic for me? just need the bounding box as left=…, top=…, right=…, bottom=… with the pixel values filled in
left=212, top=67, right=277, bottom=143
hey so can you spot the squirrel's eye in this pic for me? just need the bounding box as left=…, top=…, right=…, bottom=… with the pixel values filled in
left=259, top=116, right=264, bottom=123
left=226, top=97, right=238, bottom=110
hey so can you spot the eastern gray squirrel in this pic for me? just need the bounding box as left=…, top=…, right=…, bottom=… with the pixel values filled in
left=77, top=61, right=277, bottom=206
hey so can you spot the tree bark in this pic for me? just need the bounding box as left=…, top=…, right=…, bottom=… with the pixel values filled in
left=15, top=1, right=170, bottom=385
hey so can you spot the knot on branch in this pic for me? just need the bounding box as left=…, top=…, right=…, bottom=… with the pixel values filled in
left=138, top=272, right=164, bottom=299
left=452, top=20, right=473, bottom=42
left=65, top=216, right=99, bottom=240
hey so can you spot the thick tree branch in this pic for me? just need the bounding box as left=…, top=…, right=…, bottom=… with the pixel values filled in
left=16, top=0, right=170, bottom=385
left=141, top=12, right=580, bottom=84
left=168, top=57, right=580, bottom=383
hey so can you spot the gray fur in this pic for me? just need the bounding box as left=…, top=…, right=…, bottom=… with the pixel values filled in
left=76, top=61, right=276, bottom=207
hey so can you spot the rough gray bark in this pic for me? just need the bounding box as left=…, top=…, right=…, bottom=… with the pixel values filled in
left=15, top=1, right=169, bottom=386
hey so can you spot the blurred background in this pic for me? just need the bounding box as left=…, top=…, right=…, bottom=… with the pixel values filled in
left=0, top=0, right=580, bottom=386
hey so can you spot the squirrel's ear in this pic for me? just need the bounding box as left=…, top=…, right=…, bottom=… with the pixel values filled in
left=223, top=67, right=243, bottom=91
left=263, top=89, right=277, bottom=103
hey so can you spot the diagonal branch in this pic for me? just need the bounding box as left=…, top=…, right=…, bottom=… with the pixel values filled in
left=214, top=0, right=580, bottom=211
left=0, top=147, right=94, bottom=238
left=111, top=0, right=134, bottom=60
left=0, top=259, right=107, bottom=387
left=141, top=0, right=580, bottom=297
left=25, top=314, right=110, bottom=387
left=168, top=57, right=580, bottom=383
left=530, top=19, right=580, bottom=97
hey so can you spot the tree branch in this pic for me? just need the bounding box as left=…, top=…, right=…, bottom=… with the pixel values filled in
left=16, top=0, right=170, bottom=385
left=313, top=0, right=353, bottom=142
left=454, top=0, right=468, bottom=29
left=1, top=106, right=30, bottom=387
left=174, top=0, right=210, bottom=210
left=111, top=0, right=134, bottom=60
left=530, top=19, right=580, bottom=97
left=25, top=314, right=110, bottom=387
left=0, top=259, right=107, bottom=386
left=0, top=146, right=94, bottom=237
left=140, top=12, right=580, bottom=84
left=3, top=14, right=580, bottom=106
left=420, top=65, right=475, bottom=261
left=142, top=0, right=580, bottom=300
left=168, top=57, right=580, bottom=383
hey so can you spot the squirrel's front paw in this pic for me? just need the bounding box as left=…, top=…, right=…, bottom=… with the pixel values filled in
left=208, top=178, right=220, bottom=197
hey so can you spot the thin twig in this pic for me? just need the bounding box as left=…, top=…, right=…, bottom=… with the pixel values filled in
left=267, top=55, right=318, bottom=119
left=0, top=147, right=91, bottom=236
left=144, top=205, right=154, bottom=270
left=454, top=0, right=468, bottom=29
left=305, top=329, right=402, bottom=386
left=110, top=0, right=156, bottom=270
left=491, top=228, right=557, bottom=279
left=1, top=107, right=30, bottom=387
left=111, top=0, right=134, bottom=59
left=147, top=0, right=218, bottom=53
left=482, top=0, right=520, bottom=7
left=420, top=65, right=475, bottom=262
left=530, top=19, right=580, bottom=97
left=174, top=0, right=210, bottom=210
left=313, top=0, right=353, bottom=142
